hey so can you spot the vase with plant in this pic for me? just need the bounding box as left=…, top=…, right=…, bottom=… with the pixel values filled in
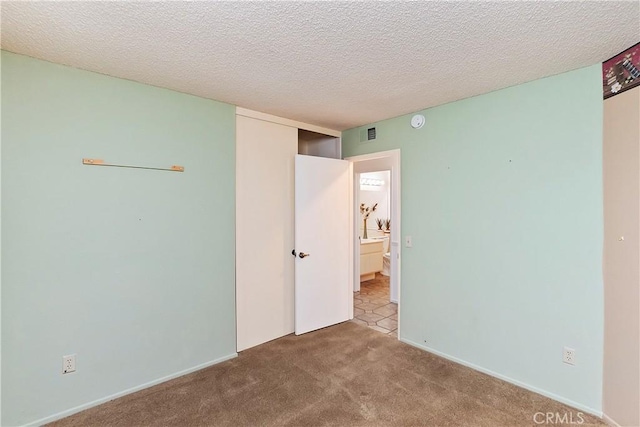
left=360, top=203, right=378, bottom=239
left=384, top=218, right=391, bottom=233
left=375, top=218, right=384, bottom=231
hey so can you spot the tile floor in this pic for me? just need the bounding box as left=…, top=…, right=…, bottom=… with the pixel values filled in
left=351, top=273, right=397, bottom=337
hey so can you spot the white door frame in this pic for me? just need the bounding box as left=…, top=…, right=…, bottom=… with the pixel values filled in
left=346, top=149, right=401, bottom=335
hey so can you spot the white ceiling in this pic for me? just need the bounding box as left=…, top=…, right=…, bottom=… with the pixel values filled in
left=1, top=1, right=638, bottom=131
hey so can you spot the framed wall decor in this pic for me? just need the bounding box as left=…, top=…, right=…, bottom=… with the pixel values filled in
left=603, top=42, right=640, bottom=99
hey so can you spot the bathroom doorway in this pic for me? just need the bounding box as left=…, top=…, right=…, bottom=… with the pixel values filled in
left=346, top=150, right=401, bottom=338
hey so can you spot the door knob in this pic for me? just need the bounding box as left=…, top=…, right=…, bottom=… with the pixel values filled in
left=299, top=252, right=310, bottom=258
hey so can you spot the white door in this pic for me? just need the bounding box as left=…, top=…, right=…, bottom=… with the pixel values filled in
left=294, top=155, right=352, bottom=335
left=236, top=115, right=297, bottom=351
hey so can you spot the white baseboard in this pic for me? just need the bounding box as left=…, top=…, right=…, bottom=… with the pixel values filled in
left=399, top=338, right=603, bottom=418
left=25, top=353, right=238, bottom=427
left=602, top=413, right=622, bottom=427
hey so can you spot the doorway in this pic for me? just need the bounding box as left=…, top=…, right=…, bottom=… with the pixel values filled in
left=346, top=150, right=401, bottom=338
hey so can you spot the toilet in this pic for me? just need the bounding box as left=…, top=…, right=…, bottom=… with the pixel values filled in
left=382, top=236, right=391, bottom=277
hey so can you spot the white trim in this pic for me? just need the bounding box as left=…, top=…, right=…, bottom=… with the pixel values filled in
left=235, top=107, right=341, bottom=137
left=353, top=171, right=361, bottom=293
left=24, top=353, right=238, bottom=427
left=346, top=149, right=401, bottom=334
left=602, top=413, right=622, bottom=427
left=345, top=149, right=402, bottom=162
left=400, top=338, right=603, bottom=418
left=348, top=161, right=354, bottom=319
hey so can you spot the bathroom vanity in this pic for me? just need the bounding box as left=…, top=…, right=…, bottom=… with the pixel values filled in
left=360, top=239, right=384, bottom=282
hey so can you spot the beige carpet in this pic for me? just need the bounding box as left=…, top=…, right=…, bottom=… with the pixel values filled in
left=50, top=322, right=603, bottom=427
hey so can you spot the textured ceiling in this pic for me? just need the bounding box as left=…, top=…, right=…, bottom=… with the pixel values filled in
left=1, top=1, right=638, bottom=131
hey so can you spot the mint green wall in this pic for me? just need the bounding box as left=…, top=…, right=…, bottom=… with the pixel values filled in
left=1, top=51, right=236, bottom=426
left=343, top=65, right=604, bottom=412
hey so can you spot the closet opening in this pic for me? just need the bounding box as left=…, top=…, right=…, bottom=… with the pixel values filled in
left=298, top=129, right=341, bottom=159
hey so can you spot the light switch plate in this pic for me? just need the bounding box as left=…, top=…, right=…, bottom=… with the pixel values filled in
left=405, top=236, right=412, bottom=247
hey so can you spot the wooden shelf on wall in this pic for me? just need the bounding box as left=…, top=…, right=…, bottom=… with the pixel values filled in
left=82, top=158, right=184, bottom=172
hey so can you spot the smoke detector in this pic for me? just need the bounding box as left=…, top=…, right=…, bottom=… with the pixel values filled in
left=410, top=114, right=425, bottom=129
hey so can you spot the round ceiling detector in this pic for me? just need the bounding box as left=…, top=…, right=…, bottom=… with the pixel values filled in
left=411, top=114, right=425, bottom=129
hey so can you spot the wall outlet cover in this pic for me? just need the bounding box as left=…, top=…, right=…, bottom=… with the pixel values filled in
left=562, top=347, right=575, bottom=365
left=63, top=354, right=76, bottom=374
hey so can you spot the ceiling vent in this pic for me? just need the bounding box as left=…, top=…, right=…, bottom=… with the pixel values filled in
left=360, top=127, right=377, bottom=142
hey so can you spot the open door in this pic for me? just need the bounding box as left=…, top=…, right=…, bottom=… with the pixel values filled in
left=294, top=155, right=352, bottom=335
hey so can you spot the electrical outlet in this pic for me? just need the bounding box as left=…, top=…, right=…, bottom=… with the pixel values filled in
left=563, top=347, right=575, bottom=365
left=62, top=354, right=76, bottom=374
